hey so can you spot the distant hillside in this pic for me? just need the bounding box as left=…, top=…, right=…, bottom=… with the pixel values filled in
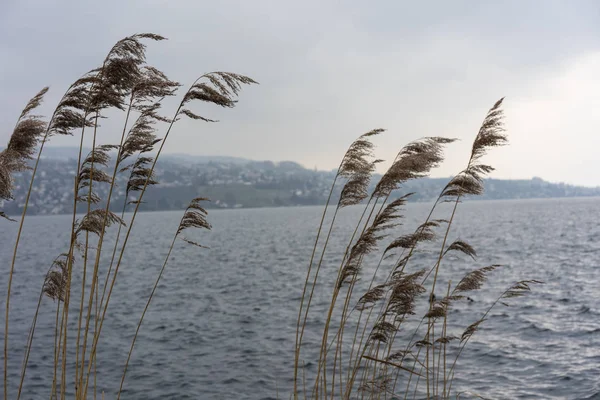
left=22, top=146, right=253, bottom=165
left=2, top=148, right=600, bottom=216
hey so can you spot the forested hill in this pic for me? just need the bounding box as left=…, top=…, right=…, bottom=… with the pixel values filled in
left=2, top=148, right=599, bottom=216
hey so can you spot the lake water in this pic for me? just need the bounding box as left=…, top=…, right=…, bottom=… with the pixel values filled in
left=1, top=197, right=600, bottom=399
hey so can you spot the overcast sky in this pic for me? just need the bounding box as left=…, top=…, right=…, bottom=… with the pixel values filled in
left=2, top=1, right=600, bottom=185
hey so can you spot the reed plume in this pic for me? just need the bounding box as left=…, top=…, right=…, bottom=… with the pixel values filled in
left=452, top=265, right=501, bottom=295
left=385, top=220, right=439, bottom=257
left=339, top=129, right=383, bottom=177
left=373, top=137, right=455, bottom=198
left=385, top=269, right=427, bottom=318
left=75, top=145, right=117, bottom=204
left=43, top=254, right=74, bottom=303
left=441, top=98, right=506, bottom=200
left=338, top=196, right=409, bottom=288
left=0, top=88, right=48, bottom=218
left=177, top=197, right=212, bottom=247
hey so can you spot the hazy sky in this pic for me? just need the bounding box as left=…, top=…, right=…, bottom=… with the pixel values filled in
left=2, top=1, right=600, bottom=185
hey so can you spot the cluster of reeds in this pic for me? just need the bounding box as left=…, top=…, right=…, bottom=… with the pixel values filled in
left=0, top=33, right=255, bottom=399
left=293, top=98, right=541, bottom=399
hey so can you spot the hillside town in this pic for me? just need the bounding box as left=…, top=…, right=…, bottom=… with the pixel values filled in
left=2, top=151, right=600, bottom=216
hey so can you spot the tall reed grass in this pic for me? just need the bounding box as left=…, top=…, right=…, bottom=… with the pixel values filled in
left=0, top=33, right=255, bottom=399
left=293, top=99, right=541, bottom=399
left=1, top=33, right=539, bottom=400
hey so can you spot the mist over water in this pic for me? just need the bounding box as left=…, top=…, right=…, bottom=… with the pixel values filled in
left=2, top=197, right=600, bottom=399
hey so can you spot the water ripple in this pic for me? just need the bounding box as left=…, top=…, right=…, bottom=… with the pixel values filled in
left=1, top=198, right=599, bottom=399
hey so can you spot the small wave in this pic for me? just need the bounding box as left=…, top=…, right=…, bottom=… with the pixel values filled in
left=578, top=305, right=592, bottom=314
left=521, top=322, right=554, bottom=334
left=559, top=297, right=570, bottom=303
left=579, top=391, right=600, bottom=400
left=221, top=377, right=242, bottom=385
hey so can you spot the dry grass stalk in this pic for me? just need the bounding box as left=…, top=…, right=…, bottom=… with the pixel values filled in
left=2, top=87, right=50, bottom=400
left=80, top=67, right=255, bottom=400
left=294, top=98, right=539, bottom=400
left=2, top=33, right=254, bottom=400
left=116, top=198, right=211, bottom=399
left=310, top=136, right=457, bottom=397
left=293, top=129, right=384, bottom=397
left=2, top=35, right=539, bottom=400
